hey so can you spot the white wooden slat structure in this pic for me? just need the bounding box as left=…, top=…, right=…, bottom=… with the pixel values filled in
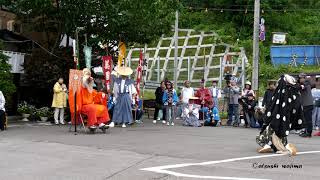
left=127, top=29, right=248, bottom=89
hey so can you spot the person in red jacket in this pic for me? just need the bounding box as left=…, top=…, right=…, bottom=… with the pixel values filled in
left=195, top=79, right=214, bottom=121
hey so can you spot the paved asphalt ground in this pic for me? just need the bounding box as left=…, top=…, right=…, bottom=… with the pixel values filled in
left=1, top=119, right=320, bottom=180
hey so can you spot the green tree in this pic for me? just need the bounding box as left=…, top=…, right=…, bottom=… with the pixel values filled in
left=0, top=43, right=16, bottom=98
left=177, top=0, right=320, bottom=95
left=1, top=0, right=179, bottom=90
left=22, top=48, right=75, bottom=88
left=4, top=0, right=179, bottom=48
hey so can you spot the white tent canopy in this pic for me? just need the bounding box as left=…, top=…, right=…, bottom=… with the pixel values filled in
left=1, top=50, right=25, bottom=73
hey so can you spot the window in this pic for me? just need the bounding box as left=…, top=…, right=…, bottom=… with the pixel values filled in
left=13, top=23, right=21, bottom=33
left=7, top=20, right=14, bottom=31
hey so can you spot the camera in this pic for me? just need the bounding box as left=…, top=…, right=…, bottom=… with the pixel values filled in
left=224, top=74, right=232, bottom=81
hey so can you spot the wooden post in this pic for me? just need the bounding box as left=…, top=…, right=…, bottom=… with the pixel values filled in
left=76, top=29, right=80, bottom=70
left=74, top=90, right=77, bottom=134
left=188, top=56, right=190, bottom=81
left=203, top=48, right=206, bottom=81
left=128, top=58, right=131, bottom=68
left=142, top=44, right=147, bottom=98
left=157, top=56, right=160, bottom=83
left=242, top=54, right=246, bottom=89
left=174, top=10, right=179, bottom=89
left=219, top=57, right=223, bottom=89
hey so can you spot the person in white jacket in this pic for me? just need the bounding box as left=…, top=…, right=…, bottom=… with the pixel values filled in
left=0, top=91, right=6, bottom=131
left=210, top=80, right=222, bottom=109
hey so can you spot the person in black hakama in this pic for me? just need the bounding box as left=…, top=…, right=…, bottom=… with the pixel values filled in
left=256, top=74, right=304, bottom=156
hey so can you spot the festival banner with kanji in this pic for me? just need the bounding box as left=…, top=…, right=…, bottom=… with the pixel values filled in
left=136, top=50, right=143, bottom=96
left=68, top=69, right=83, bottom=96
left=117, top=41, right=126, bottom=66
left=68, top=69, right=83, bottom=123
left=102, top=56, right=112, bottom=91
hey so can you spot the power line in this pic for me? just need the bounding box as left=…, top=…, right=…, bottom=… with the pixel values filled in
left=0, top=40, right=32, bottom=43
left=185, top=4, right=320, bottom=8
left=185, top=7, right=320, bottom=12
left=1, top=39, right=69, bottom=60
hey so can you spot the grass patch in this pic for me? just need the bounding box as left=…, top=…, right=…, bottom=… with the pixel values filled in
left=178, top=31, right=188, bottom=37
left=188, top=37, right=200, bottom=45
left=142, top=90, right=156, bottom=100
left=179, top=39, right=185, bottom=46
left=215, top=45, right=227, bottom=54
left=208, top=68, right=221, bottom=77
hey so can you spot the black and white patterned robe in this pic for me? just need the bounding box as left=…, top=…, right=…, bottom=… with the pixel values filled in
left=256, top=75, right=304, bottom=150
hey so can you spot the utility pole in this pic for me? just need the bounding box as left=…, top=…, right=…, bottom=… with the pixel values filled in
left=174, top=10, right=178, bottom=89
left=76, top=28, right=80, bottom=70
left=252, top=0, right=260, bottom=92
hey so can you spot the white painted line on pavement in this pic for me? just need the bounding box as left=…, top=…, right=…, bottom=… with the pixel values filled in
left=141, top=150, right=320, bottom=180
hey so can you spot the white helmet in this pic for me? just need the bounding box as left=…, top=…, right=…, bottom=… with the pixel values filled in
left=245, top=81, right=252, bottom=86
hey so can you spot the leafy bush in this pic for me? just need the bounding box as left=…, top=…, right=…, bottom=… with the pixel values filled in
left=35, top=107, right=52, bottom=117
left=258, top=63, right=319, bottom=95
left=17, top=102, right=36, bottom=114
left=219, top=111, right=228, bottom=119
left=0, top=42, right=16, bottom=97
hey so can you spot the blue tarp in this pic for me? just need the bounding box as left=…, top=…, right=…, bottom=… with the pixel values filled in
left=270, top=45, right=320, bottom=66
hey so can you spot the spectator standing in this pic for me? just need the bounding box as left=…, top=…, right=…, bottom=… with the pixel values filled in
left=133, top=96, right=144, bottom=124
left=210, top=80, right=222, bottom=109
left=223, top=77, right=240, bottom=126
left=162, top=81, right=179, bottom=126
left=107, top=93, right=114, bottom=120
left=0, top=91, right=5, bottom=131
left=311, top=84, right=320, bottom=131
left=298, top=73, right=314, bottom=138
left=52, top=78, right=67, bottom=125
left=178, top=81, right=194, bottom=117
left=154, top=81, right=166, bottom=124
left=181, top=81, right=194, bottom=105
left=262, top=80, right=277, bottom=107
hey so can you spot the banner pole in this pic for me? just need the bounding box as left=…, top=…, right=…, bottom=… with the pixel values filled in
left=74, top=90, right=77, bottom=134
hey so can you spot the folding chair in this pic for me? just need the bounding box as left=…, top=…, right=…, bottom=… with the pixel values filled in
left=69, top=113, right=87, bottom=133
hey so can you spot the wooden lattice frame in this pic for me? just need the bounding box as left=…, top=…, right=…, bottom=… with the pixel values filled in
left=127, top=29, right=248, bottom=88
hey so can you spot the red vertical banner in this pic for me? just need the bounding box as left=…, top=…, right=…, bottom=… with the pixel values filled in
left=136, top=50, right=143, bottom=96
left=102, top=56, right=112, bottom=91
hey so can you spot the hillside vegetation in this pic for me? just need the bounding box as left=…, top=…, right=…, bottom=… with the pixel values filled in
left=179, top=0, right=320, bottom=89
left=136, top=0, right=320, bottom=95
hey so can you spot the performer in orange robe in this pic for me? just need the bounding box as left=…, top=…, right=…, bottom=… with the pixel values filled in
left=70, top=68, right=113, bottom=130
